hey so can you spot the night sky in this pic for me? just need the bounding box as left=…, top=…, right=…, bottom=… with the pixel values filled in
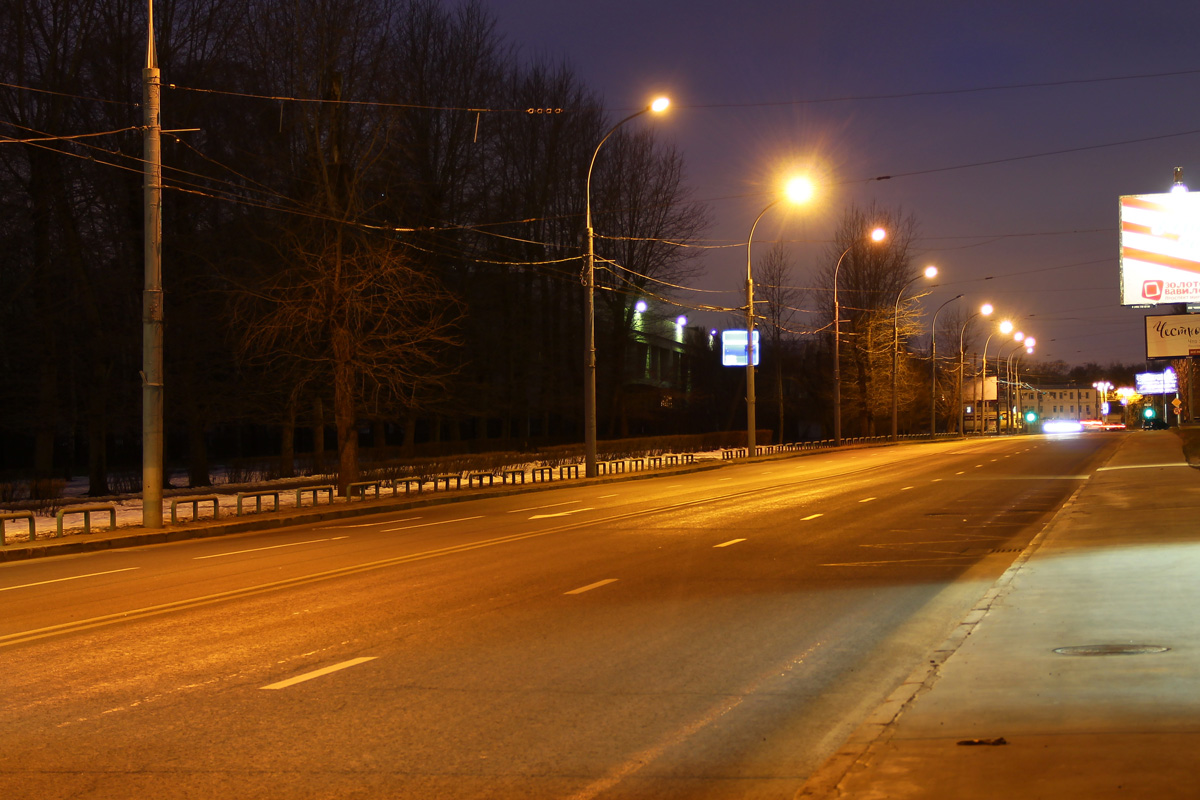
left=487, top=0, right=1200, bottom=368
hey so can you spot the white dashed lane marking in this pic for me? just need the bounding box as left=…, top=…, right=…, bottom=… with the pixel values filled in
left=565, top=579, right=619, bottom=595
left=261, top=657, right=378, bottom=690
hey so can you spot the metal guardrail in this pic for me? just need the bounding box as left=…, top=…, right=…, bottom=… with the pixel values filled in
left=0, top=511, right=34, bottom=545
left=170, top=495, right=220, bottom=524
left=56, top=503, right=117, bottom=536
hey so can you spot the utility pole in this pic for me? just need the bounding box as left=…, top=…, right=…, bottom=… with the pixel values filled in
left=142, top=0, right=164, bottom=528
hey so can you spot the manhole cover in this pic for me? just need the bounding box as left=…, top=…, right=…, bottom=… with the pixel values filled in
left=1053, top=644, right=1170, bottom=657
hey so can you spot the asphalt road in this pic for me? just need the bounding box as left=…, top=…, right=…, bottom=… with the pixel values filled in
left=0, top=433, right=1119, bottom=799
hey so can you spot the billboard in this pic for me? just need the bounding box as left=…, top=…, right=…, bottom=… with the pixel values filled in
left=721, top=330, right=760, bottom=367
left=1145, top=314, right=1200, bottom=359
left=1119, top=192, right=1200, bottom=305
left=1136, top=368, right=1177, bottom=395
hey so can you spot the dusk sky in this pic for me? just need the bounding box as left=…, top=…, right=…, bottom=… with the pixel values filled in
left=488, top=0, right=1200, bottom=368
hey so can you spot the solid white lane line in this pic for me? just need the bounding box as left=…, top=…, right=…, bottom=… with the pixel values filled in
left=1096, top=462, right=1191, bottom=471
left=565, top=579, right=618, bottom=595
left=507, top=500, right=580, bottom=514
left=382, top=516, right=484, bottom=532
left=261, top=657, right=377, bottom=690
left=801, top=513, right=823, bottom=521
left=320, top=518, right=418, bottom=529
left=714, top=539, right=745, bottom=548
left=194, top=537, right=348, bottom=560
left=530, top=508, right=594, bottom=520
left=0, top=567, right=140, bottom=593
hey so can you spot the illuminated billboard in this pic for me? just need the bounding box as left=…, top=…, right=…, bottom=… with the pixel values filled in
left=1119, top=192, right=1200, bottom=305
left=1145, top=314, right=1200, bottom=358
left=721, top=330, right=760, bottom=367
left=1136, top=368, right=1177, bottom=395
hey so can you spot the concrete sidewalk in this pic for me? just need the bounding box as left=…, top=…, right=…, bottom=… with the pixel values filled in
left=799, top=429, right=1200, bottom=799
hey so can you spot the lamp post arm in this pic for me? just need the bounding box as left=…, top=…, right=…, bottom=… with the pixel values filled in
left=585, top=107, right=651, bottom=228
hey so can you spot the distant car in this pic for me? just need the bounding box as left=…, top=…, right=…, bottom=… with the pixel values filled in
left=1142, top=418, right=1169, bottom=430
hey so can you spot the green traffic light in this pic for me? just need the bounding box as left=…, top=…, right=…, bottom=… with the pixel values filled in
left=1143, top=407, right=1156, bottom=419
left=1024, top=410, right=1037, bottom=424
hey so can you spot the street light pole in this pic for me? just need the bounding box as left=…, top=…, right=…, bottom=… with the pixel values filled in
left=980, top=320, right=1012, bottom=434
left=833, top=227, right=886, bottom=446
left=998, top=340, right=1024, bottom=434
left=744, top=177, right=814, bottom=457
left=584, top=97, right=668, bottom=478
left=929, top=294, right=962, bottom=437
left=957, top=303, right=993, bottom=436
left=745, top=204, right=776, bottom=458
left=891, top=266, right=937, bottom=442
left=142, top=0, right=164, bottom=529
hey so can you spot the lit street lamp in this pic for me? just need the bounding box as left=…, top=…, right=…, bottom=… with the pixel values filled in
left=833, top=227, right=887, bottom=445
left=958, top=303, right=994, bottom=435
left=891, top=265, right=938, bottom=441
left=745, top=176, right=814, bottom=456
left=929, top=294, right=963, bottom=436
left=584, top=96, right=669, bottom=478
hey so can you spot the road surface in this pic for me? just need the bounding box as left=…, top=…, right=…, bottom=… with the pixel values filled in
left=0, top=433, right=1117, bottom=799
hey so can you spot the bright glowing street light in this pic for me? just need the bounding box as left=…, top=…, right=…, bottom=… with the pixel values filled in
left=892, top=265, right=938, bottom=441
left=745, top=175, right=814, bottom=456
left=833, top=227, right=888, bottom=445
left=584, top=96, right=670, bottom=477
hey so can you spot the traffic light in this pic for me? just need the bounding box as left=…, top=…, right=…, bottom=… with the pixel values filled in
left=1024, top=409, right=1038, bottom=424
left=1143, top=406, right=1156, bottom=420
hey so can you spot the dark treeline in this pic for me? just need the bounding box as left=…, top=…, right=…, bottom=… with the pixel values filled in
left=0, top=0, right=709, bottom=493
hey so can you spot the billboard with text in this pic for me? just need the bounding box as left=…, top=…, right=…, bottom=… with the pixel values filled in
left=1120, top=192, right=1200, bottom=305
left=1145, top=314, right=1200, bottom=358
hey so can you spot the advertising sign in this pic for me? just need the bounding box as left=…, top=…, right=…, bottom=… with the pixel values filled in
left=721, top=330, right=760, bottom=367
left=1145, top=314, right=1200, bottom=358
left=1120, top=192, right=1200, bottom=305
left=1136, top=368, right=1178, bottom=395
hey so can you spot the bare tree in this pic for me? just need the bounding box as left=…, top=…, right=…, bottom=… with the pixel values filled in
left=592, top=127, right=711, bottom=436
left=756, top=241, right=804, bottom=443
